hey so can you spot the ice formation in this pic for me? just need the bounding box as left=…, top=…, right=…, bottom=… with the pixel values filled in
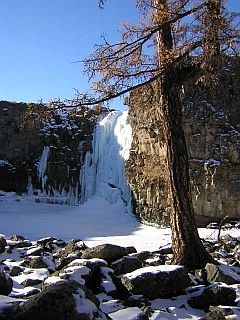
left=37, top=146, right=50, bottom=191
left=80, top=111, right=132, bottom=211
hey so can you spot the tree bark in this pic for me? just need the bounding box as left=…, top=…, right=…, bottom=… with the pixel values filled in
left=154, top=0, right=214, bottom=270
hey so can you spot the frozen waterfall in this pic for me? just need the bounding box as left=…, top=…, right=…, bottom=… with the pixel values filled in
left=80, top=110, right=132, bottom=211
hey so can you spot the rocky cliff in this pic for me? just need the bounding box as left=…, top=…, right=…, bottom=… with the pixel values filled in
left=126, top=60, right=240, bottom=225
left=0, top=100, right=108, bottom=202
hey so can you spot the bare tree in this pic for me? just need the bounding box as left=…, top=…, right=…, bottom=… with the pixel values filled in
left=79, top=0, right=239, bottom=269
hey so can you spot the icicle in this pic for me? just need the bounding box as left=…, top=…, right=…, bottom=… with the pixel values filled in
left=37, top=146, right=50, bottom=192
left=79, top=110, right=132, bottom=211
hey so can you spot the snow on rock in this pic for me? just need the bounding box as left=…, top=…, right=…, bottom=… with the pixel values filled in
left=121, top=265, right=191, bottom=300
left=80, top=111, right=132, bottom=211
left=206, top=263, right=240, bottom=285
left=110, top=307, right=146, bottom=320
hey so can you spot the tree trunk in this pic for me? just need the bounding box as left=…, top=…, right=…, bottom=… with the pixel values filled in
left=154, top=0, right=214, bottom=270
left=205, top=0, right=221, bottom=57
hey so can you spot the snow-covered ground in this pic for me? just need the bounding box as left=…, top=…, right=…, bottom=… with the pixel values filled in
left=1, top=193, right=240, bottom=320
left=0, top=193, right=239, bottom=251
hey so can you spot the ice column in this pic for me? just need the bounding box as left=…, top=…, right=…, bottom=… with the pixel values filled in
left=80, top=111, right=132, bottom=210
left=37, top=146, right=50, bottom=191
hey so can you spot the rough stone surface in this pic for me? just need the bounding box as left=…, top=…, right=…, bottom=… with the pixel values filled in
left=81, top=244, right=137, bottom=263
left=121, top=265, right=191, bottom=299
left=0, top=238, right=7, bottom=254
left=188, top=284, right=236, bottom=310
left=0, top=271, right=13, bottom=296
left=205, top=263, right=240, bottom=285
left=126, top=60, right=240, bottom=225
left=0, top=101, right=108, bottom=197
left=110, top=256, right=143, bottom=276
left=1, top=280, right=110, bottom=320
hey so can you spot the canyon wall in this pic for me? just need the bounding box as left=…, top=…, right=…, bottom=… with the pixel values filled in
left=0, top=101, right=107, bottom=202
left=126, top=61, right=240, bottom=225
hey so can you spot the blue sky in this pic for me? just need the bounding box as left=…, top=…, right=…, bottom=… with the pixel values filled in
left=0, top=0, right=239, bottom=109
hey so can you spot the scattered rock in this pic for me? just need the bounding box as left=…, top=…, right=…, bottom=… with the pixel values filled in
left=8, top=235, right=25, bottom=242
left=20, top=256, right=49, bottom=269
left=81, top=244, right=137, bottom=263
left=54, top=239, right=87, bottom=260
left=0, top=237, right=7, bottom=253
left=4, top=280, right=110, bottom=320
left=206, top=263, right=240, bottom=285
left=188, top=284, right=236, bottom=310
left=9, top=266, right=24, bottom=277
left=22, top=278, right=43, bottom=287
left=121, top=265, right=191, bottom=299
left=111, top=256, right=142, bottom=276
left=0, top=271, right=13, bottom=296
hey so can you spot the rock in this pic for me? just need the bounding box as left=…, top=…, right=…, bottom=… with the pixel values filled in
left=121, top=265, right=191, bottom=299
left=125, top=295, right=149, bottom=308
left=206, top=263, right=240, bottom=285
left=109, top=307, right=148, bottom=320
left=26, top=247, right=44, bottom=256
left=0, top=237, right=7, bottom=253
left=55, top=239, right=87, bottom=260
left=21, top=256, right=49, bottom=269
left=0, top=101, right=107, bottom=196
left=131, top=251, right=151, bottom=262
left=188, top=284, right=236, bottom=310
left=126, top=62, right=240, bottom=226
left=0, top=296, right=23, bottom=317
left=9, top=241, right=32, bottom=249
left=22, top=279, right=43, bottom=287
left=3, top=280, right=111, bottom=320
left=36, top=237, right=57, bottom=247
left=81, top=244, right=137, bottom=263
left=110, top=256, right=142, bottom=276
left=204, top=308, right=226, bottom=320
left=9, top=266, right=24, bottom=277
left=0, top=271, right=13, bottom=296
left=98, top=266, right=129, bottom=300
left=8, top=235, right=25, bottom=242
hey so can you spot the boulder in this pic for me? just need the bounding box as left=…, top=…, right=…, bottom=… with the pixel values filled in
left=81, top=244, right=136, bottom=263
left=121, top=265, right=191, bottom=299
left=9, top=266, right=24, bottom=277
left=8, top=235, right=25, bottom=242
left=188, top=284, right=236, bottom=310
left=21, top=256, right=49, bottom=269
left=0, top=271, right=13, bottom=296
left=0, top=296, right=23, bottom=317
left=0, top=237, right=7, bottom=254
left=110, top=256, right=142, bottom=276
left=2, top=280, right=111, bottom=320
left=206, top=263, right=240, bottom=285
left=22, top=279, right=43, bottom=287
left=55, top=239, right=87, bottom=260
left=204, top=308, right=226, bottom=320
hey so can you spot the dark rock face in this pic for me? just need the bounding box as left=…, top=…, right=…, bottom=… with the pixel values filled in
left=121, top=265, right=191, bottom=300
left=0, top=101, right=108, bottom=199
left=0, top=237, right=7, bottom=254
left=126, top=60, right=240, bottom=225
left=0, top=271, right=13, bottom=296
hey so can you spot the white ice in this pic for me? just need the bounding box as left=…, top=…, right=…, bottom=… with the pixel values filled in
left=80, top=111, right=132, bottom=211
